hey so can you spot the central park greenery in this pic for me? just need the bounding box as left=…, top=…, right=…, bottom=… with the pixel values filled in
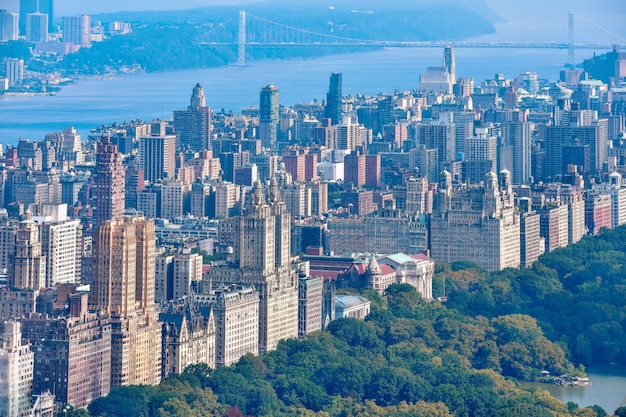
left=76, top=226, right=626, bottom=417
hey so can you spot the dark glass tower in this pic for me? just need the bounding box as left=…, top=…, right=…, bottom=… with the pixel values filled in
left=259, top=84, right=279, bottom=150
left=325, top=72, right=342, bottom=125
left=443, top=45, right=456, bottom=80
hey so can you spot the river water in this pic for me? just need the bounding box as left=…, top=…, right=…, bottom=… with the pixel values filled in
left=520, top=364, right=626, bottom=414
left=0, top=46, right=602, bottom=146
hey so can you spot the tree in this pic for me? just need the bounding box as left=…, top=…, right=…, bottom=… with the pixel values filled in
left=326, top=318, right=384, bottom=352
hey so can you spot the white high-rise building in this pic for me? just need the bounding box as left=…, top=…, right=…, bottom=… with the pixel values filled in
left=0, top=10, right=18, bottom=41
left=172, top=251, right=203, bottom=301
left=33, top=204, right=82, bottom=287
left=25, top=12, right=47, bottom=42
left=0, top=321, right=34, bottom=417
left=214, top=182, right=241, bottom=218
left=5, top=58, right=23, bottom=86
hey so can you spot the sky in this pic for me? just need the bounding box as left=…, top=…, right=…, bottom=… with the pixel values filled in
left=0, top=0, right=619, bottom=20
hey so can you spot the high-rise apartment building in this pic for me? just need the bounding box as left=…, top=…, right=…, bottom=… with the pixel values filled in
left=325, top=72, right=343, bottom=125
left=519, top=198, right=544, bottom=268
left=282, top=182, right=311, bottom=218
left=0, top=320, right=34, bottom=417
left=406, top=176, right=432, bottom=215
left=297, top=272, right=323, bottom=337
left=19, top=0, right=53, bottom=35
left=503, top=121, right=532, bottom=184
left=172, top=251, right=203, bottom=301
left=543, top=114, right=608, bottom=180
left=25, top=12, right=47, bottom=42
left=592, top=171, right=626, bottom=229
left=21, top=294, right=112, bottom=409
left=0, top=9, right=18, bottom=41
left=63, top=15, right=91, bottom=47
left=344, top=151, right=366, bottom=188
left=415, top=121, right=456, bottom=172
left=140, top=134, right=176, bottom=184
left=211, top=181, right=298, bottom=353
left=94, top=136, right=125, bottom=229
left=5, top=58, right=23, bottom=86
left=90, top=217, right=161, bottom=387
left=173, top=84, right=212, bottom=152
left=419, top=66, right=454, bottom=94
left=259, top=84, right=279, bottom=150
left=160, top=181, right=190, bottom=219
left=214, top=182, right=241, bottom=218
left=336, top=120, right=362, bottom=151
left=327, top=213, right=429, bottom=256
left=9, top=213, right=46, bottom=291
left=34, top=204, right=82, bottom=287
left=210, top=285, right=259, bottom=367
left=0, top=222, right=16, bottom=275
left=430, top=170, right=520, bottom=271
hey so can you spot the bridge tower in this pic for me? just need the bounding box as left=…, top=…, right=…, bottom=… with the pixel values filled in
left=568, top=10, right=575, bottom=66
left=238, top=10, right=246, bottom=67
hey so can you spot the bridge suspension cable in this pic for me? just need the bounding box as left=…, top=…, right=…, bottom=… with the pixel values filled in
left=195, top=10, right=626, bottom=67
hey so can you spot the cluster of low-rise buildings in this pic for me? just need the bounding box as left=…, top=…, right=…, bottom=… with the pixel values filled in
left=0, top=45, right=625, bottom=414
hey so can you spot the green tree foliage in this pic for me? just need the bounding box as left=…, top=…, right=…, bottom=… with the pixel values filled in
left=0, top=40, right=31, bottom=65
left=447, top=226, right=626, bottom=365
left=87, top=224, right=626, bottom=417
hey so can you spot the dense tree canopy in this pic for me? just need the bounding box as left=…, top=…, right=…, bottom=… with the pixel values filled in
left=87, top=226, right=626, bottom=417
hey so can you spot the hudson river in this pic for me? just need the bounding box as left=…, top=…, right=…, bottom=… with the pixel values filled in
left=0, top=46, right=598, bottom=146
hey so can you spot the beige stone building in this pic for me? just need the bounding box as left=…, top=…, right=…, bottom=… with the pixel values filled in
left=430, top=169, right=520, bottom=271
left=211, top=181, right=298, bottom=354
left=160, top=300, right=216, bottom=377
left=90, top=216, right=162, bottom=387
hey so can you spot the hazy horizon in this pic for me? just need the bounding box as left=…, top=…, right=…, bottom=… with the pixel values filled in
left=0, top=0, right=622, bottom=44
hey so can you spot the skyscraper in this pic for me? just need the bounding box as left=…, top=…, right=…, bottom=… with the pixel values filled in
left=173, top=83, right=212, bottom=152
left=140, top=134, right=176, bottom=183
left=0, top=9, right=19, bottom=41
left=259, top=84, right=279, bottom=150
left=443, top=45, right=456, bottom=80
left=325, top=72, right=342, bottom=125
left=211, top=180, right=298, bottom=353
left=19, top=0, right=53, bottom=35
left=430, top=170, right=520, bottom=271
left=0, top=321, right=34, bottom=417
left=504, top=121, right=532, bottom=184
left=25, top=11, right=47, bottom=42
left=90, top=217, right=161, bottom=387
left=21, top=295, right=112, bottom=409
left=5, top=58, right=23, bottom=86
left=9, top=213, right=46, bottom=291
left=94, top=136, right=125, bottom=229
left=543, top=116, right=608, bottom=180
left=63, top=15, right=91, bottom=48
left=34, top=204, right=82, bottom=287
